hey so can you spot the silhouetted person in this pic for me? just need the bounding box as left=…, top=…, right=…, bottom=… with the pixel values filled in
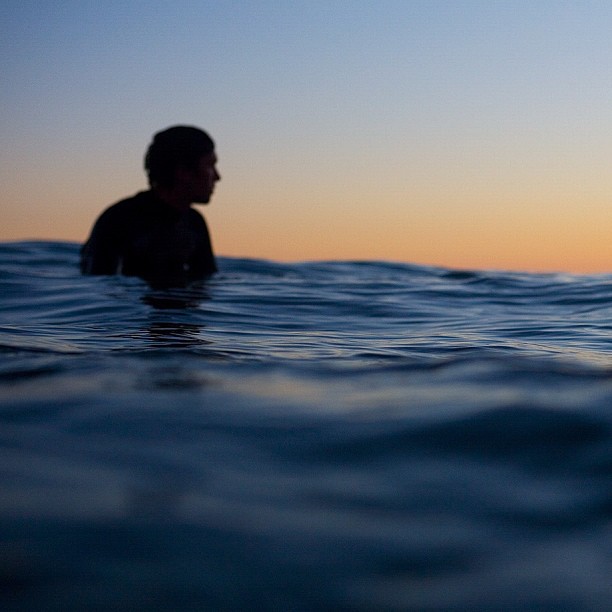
left=81, top=125, right=220, bottom=287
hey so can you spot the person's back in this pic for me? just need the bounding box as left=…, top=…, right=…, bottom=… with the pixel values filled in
left=81, top=191, right=216, bottom=285
left=81, top=125, right=220, bottom=287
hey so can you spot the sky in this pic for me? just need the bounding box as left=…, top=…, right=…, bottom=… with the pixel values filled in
left=2, top=0, right=612, bottom=272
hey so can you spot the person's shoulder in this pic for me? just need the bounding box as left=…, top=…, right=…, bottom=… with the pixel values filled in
left=105, top=191, right=152, bottom=214
left=96, top=191, right=151, bottom=223
left=187, top=206, right=206, bottom=225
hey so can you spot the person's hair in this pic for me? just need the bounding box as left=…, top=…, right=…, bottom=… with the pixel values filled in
left=144, top=125, right=215, bottom=188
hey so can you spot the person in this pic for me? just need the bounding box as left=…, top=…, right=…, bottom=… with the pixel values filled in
left=81, top=125, right=220, bottom=286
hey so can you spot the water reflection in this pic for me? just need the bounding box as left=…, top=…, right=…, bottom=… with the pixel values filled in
left=141, top=283, right=211, bottom=310
left=140, top=284, right=212, bottom=349
left=145, top=321, right=209, bottom=349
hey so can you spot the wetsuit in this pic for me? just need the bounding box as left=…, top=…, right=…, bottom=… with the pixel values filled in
left=81, top=191, right=216, bottom=286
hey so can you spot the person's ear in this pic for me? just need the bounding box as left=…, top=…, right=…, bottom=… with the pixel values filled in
left=174, top=165, right=194, bottom=185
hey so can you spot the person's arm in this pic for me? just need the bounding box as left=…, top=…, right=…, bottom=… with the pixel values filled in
left=80, top=209, right=123, bottom=275
left=193, top=211, right=217, bottom=276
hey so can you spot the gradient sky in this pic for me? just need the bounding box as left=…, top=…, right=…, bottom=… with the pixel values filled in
left=2, top=0, right=612, bottom=272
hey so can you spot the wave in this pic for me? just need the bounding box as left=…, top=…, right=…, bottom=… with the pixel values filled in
left=1, top=241, right=612, bottom=610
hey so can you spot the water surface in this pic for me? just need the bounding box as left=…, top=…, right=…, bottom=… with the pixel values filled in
left=1, top=241, right=611, bottom=610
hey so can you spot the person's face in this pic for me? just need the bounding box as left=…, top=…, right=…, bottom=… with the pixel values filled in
left=183, top=151, right=221, bottom=205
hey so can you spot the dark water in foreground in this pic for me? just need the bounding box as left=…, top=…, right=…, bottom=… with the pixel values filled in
left=1, top=241, right=611, bottom=611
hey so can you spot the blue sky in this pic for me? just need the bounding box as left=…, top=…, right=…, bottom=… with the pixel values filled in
left=2, top=1, right=612, bottom=270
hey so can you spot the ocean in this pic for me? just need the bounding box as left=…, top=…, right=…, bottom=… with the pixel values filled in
left=1, top=240, right=611, bottom=611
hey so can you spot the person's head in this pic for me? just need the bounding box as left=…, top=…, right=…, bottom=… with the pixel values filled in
left=144, top=126, right=219, bottom=203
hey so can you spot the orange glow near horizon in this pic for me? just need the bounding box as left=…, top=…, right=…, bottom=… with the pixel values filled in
left=3, top=180, right=610, bottom=274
